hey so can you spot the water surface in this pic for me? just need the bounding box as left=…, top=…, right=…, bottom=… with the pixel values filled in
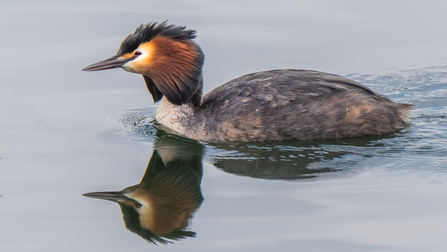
left=1, top=1, right=447, bottom=251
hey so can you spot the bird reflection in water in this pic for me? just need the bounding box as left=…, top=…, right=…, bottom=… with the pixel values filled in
left=86, top=122, right=401, bottom=244
left=208, top=135, right=392, bottom=180
left=83, top=136, right=204, bottom=245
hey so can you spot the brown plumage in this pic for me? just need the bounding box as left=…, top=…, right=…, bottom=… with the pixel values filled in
left=83, top=21, right=413, bottom=142
left=141, top=36, right=203, bottom=105
left=83, top=143, right=204, bottom=245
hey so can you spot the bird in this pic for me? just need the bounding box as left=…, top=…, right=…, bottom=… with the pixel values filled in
left=83, top=21, right=413, bottom=142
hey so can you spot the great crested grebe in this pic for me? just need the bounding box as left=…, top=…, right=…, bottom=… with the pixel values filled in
left=83, top=21, right=412, bottom=142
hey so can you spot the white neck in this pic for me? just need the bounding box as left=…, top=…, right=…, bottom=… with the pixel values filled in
left=154, top=96, right=196, bottom=136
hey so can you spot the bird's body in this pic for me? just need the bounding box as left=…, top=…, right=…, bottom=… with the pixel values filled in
left=83, top=22, right=412, bottom=142
left=156, top=69, right=411, bottom=141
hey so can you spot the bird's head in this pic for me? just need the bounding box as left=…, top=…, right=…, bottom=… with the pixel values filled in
left=83, top=184, right=198, bottom=245
left=82, top=21, right=204, bottom=105
left=82, top=147, right=204, bottom=245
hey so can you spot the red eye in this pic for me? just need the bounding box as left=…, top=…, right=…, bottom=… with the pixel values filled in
left=135, top=51, right=142, bottom=56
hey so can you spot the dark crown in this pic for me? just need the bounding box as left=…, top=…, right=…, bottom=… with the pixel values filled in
left=117, top=21, right=197, bottom=55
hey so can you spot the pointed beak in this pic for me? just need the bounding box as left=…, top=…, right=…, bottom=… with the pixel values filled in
left=82, top=55, right=134, bottom=71
left=82, top=191, right=129, bottom=203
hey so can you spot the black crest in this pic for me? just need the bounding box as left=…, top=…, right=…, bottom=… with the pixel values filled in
left=117, top=21, right=197, bottom=55
left=119, top=204, right=196, bottom=245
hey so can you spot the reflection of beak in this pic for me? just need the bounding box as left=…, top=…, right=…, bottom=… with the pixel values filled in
left=82, top=55, right=134, bottom=71
left=82, top=191, right=128, bottom=203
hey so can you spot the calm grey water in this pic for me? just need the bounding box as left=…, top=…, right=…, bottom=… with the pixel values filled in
left=1, top=1, right=447, bottom=251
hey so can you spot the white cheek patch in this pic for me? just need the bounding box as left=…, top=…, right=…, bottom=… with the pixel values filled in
left=121, top=46, right=151, bottom=74
left=124, top=192, right=150, bottom=209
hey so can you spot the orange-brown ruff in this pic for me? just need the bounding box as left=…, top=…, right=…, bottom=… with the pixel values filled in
left=83, top=21, right=413, bottom=142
